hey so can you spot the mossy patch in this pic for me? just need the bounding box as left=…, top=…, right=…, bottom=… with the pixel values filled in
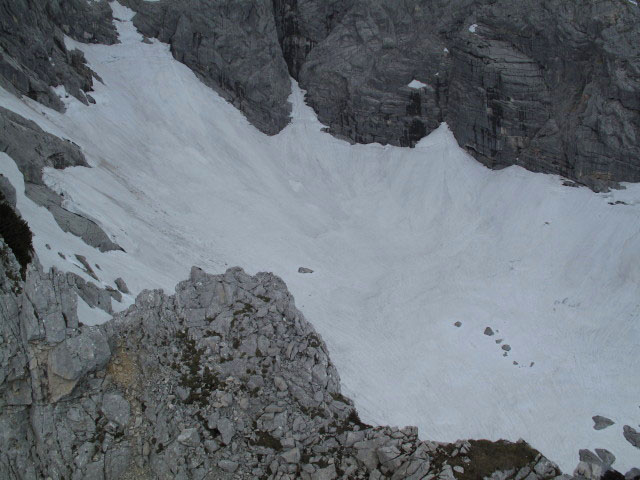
left=249, top=430, right=283, bottom=451
left=174, top=330, right=220, bottom=406
left=447, top=439, right=540, bottom=480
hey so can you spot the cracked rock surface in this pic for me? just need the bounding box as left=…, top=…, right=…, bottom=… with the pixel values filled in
left=0, top=0, right=116, bottom=110
left=1, top=238, right=578, bottom=480
left=123, top=0, right=640, bottom=190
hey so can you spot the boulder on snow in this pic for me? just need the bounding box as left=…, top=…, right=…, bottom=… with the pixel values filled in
left=624, top=425, right=640, bottom=449
left=593, top=415, right=615, bottom=430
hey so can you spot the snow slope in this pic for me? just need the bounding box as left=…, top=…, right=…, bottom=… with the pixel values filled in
left=1, top=3, right=639, bottom=472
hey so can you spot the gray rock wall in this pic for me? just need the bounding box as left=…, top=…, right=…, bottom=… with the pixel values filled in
left=0, top=0, right=117, bottom=110
left=297, top=0, right=640, bottom=190
left=446, top=0, right=640, bottom=191
left=297, top=0, right=451, bottom=147
left=271, top=0, right=354, bottom=78
left=3, top=0, right=639, bottom=189
left=128, top=0, right=292, bottom=135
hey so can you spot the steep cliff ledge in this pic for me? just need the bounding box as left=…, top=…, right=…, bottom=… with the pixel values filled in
left=122, top=0, right=640, bottom=191
left=3, top=0, right=638, bottom=190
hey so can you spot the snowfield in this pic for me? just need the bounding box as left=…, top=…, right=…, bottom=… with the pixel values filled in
left=1, top=3, right=639, bottom=473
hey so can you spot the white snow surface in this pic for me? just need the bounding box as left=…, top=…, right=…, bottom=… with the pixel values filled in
left=469, top=23, right=478, bottom=33
left=408, top=79, right=429, bottom=89
left=1, top=3, right=640, bottom=473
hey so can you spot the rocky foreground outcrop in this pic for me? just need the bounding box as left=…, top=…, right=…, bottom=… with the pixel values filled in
left=1, top=228, right=638, bottom=479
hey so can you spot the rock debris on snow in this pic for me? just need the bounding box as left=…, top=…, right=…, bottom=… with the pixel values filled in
left=593, top=416, right=616, bottom=431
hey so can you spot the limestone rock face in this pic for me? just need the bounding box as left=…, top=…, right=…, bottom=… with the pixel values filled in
left=0, top=0, right=116, bottom=110
left=445, top=0, right=640, bottom=191
left=298, top=0, right=451, bottom=147
left=272, top=0, right=354, bottom=78
left=297, top=0, right=640, bottom=190
left=128, top=0, right=292, bottom=135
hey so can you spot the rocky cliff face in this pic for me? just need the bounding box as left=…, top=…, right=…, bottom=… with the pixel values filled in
left=3, top=0, right=638, bottom=190
left=296, top=0, right=640, bottom=191
left=120, top=0, right=640, bottom=191
left=445, top=0, right=640, bottom=191
left=0, top=0, right=117, bottom=110
left=127, top=0, right=292, bottom=135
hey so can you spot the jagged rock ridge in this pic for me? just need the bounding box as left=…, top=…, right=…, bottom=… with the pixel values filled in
left=1, top=232, right=600, bottom=480
left=1, top=218, right=638, bottom=478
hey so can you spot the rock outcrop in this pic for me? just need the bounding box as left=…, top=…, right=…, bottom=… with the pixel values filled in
left=2, top=218, right=638, bottom=478
left=0, top=226, right=587, bottom=480
left=120, top=0, right=640, bottom=191
left=126, top=0, right=292, bottom=135
left=0, top=0, right=117, bottom=110
left=0, top=107, right=122, bottom=252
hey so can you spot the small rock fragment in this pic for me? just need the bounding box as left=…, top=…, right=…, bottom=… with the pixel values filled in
left=623, top=425, right=640, bottom=449
left=114, top=277, right=130, bottom=294
left=592, top=415, right=615, bottom=430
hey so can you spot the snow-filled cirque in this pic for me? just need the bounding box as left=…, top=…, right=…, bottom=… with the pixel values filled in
left=1, top=3, right=640, bottom=474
